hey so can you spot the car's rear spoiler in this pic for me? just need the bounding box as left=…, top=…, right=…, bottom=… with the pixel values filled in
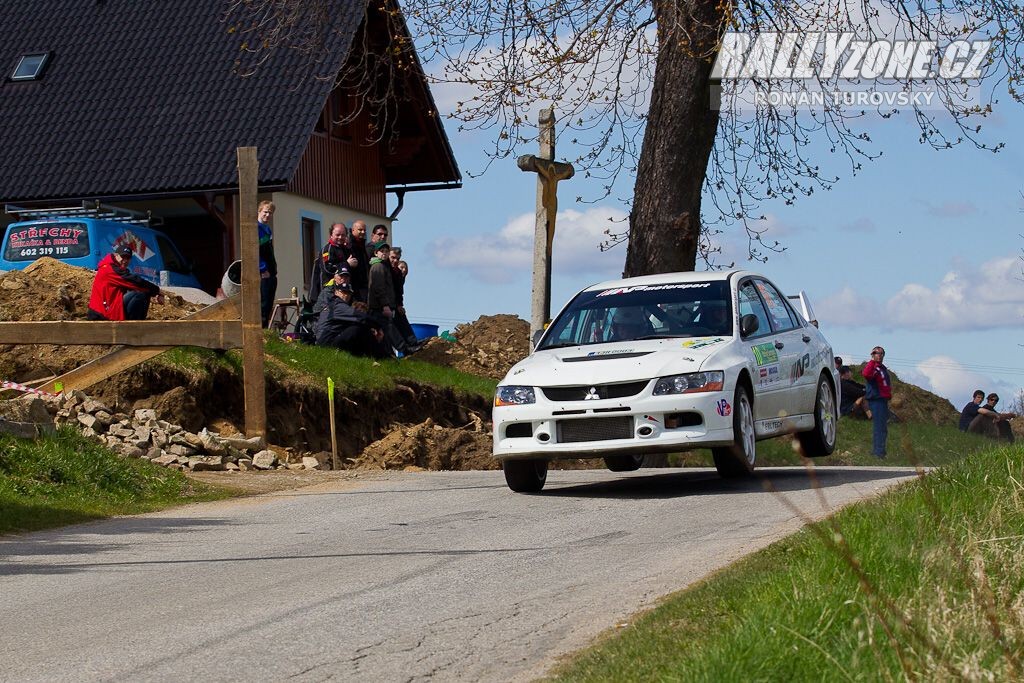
left=787, top=291, right=818, bottom=327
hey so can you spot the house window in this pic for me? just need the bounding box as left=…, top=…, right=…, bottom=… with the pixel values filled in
left=12, top=53, right=50, bottom=81
left=301, top=217, right=321, bottom=296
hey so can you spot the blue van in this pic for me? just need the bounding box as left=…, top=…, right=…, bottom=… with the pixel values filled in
left=1, top=205, right=202, bottom=289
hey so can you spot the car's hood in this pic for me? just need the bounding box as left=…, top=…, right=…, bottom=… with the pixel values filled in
left=502, top=337, right=732, bottom=386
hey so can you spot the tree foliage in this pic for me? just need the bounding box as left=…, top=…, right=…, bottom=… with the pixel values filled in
left=227, top=0, right=1024, bottom=272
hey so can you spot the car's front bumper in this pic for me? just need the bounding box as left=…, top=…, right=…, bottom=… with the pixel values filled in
left=492, top=387, right=736, bottom=461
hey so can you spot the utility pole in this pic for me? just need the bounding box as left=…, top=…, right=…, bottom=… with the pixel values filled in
left=517, top=106, right=574, bottom=340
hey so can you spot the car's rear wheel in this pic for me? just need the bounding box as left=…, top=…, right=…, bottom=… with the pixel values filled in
left=797, top=375, right=838, bottom=457
left=712, top=386, right=756, bottom=478
left=603, top=454, right=644, bottom=472
left=503, top=458, right=548, bottom=492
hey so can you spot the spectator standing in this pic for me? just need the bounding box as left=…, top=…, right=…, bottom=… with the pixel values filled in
left=958, top=390, right=985, bottom=432
left=839, top=366, right=872, bottom=419
left=389, top=247, right=420, bottom=349
left=349, top=220, right=370, bottom=302
left=862, top=346, right=893, bottom=458
left=87, top=245, right=165, bottom=320
left=257, top=200, right=278, bottom=328
left=367, top=224, right=389, bottom=261
left=309, top=223, right=356, bottom=304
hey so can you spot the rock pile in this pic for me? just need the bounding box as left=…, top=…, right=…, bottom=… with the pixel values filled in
left=412, top=314, right=530, bottom=380
left=3, top=392, right=320, bottom=472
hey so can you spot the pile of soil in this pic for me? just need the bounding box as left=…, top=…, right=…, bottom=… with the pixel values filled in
left=850, top=364, right=958, bottom=426
left=351, top=418, right=497, bottom=471
left=0, top=258, right=203, bottom=382
left=413, top=314, right=530, bottom=380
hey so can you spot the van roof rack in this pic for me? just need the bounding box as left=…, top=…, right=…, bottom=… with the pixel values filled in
left=4, top=201, right=163, bottom=227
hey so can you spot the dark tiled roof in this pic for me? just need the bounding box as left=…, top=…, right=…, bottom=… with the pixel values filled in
left=0, top=1, right=362, bottom=202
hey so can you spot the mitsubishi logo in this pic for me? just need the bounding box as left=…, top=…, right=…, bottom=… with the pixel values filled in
left=583, top=387, right=600, bottom=400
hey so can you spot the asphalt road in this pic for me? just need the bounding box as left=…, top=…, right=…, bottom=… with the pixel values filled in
left=0, top=466, right=919, bottom=682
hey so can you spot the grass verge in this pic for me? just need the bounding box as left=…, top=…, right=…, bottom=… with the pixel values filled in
left=673, top=419, right=997, bottom=469
left=552, top=443, right=1024, bottom=681
left=0, top=428, right=234, bottom=535
left=153, top=336, right=497, bottom=399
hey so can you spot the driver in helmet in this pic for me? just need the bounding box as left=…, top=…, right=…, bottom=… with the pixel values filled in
left=699, top=300, right=731, bottom=335
left=609, top=307, right=650, bottom=341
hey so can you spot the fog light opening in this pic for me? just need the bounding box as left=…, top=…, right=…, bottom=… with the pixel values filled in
left=537, top=432, right=550, bottom=442
left=637, top=425, right=654, bottom=437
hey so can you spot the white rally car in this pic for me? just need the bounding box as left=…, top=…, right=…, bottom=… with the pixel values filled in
left=493, top=271, right=838, bottom=492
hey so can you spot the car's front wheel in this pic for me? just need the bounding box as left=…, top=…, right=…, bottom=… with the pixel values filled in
left=603, top=454, right=644, bottom=472
left=503, top=458, right=548, bottom=492
left=797, top=375, right=838, bottom=457
left=712, top=385, right=756, bottom=478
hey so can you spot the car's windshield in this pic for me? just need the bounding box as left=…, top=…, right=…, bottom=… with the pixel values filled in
left=538, top=281, right=732, bottom=349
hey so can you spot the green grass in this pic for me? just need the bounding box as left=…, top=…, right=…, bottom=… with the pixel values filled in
left=262, top=334, right=497, bottom=397
left=673, top=419, right=996, bottom=470
left=552, top=442, right=1024, bottom=681
left=0, top=428, right=233, bottom=535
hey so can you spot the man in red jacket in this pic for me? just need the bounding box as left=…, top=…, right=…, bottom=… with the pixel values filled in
left=87, top=245, right=164, bottom=321
left=862, top=346, right=893, bottom=458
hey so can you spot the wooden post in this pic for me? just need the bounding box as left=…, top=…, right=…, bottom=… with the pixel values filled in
left=237, top=147, right=267, bottom=440
left=530, top=106, right=555, bottom=340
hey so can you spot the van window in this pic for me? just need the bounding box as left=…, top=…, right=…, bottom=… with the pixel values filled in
left=155, top=235, right=188, bottom=273
left=3, top=222, right=90, bottom=261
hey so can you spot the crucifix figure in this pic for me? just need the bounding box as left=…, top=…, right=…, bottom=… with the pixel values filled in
left=517, top=106, right=575, bottom=341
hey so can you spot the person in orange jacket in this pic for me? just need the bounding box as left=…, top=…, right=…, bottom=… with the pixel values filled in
left=87, top=245, right=164, bottom=320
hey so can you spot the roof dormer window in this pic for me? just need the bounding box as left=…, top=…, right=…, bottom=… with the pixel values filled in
left=12, top=53, right=50, bottom=81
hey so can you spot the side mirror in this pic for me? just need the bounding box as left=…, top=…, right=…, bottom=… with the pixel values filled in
left=740, top=314, right=759, bottom=337
left=532, top=329, right=545, bottom=349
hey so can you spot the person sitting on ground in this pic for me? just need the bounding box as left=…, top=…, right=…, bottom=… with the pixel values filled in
left=834, top=356, right=843, bottom=372
left=967, top=393, right=1016, bottom=442
left=87, top=245, right=165, bottom=321
left=314, top=282, right=390, bottom=359
left=313, top=266, right=353, bottom=315
left=838, top=366, right=872, bottom=420
left=958, top=389, right=985, bottom=432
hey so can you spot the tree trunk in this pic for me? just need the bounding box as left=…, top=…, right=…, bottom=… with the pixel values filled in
left=624, top=0, right=723, bottom=277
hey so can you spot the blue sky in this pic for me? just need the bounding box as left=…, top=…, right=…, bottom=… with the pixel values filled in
left=393, top=88, right=1024, bottom=411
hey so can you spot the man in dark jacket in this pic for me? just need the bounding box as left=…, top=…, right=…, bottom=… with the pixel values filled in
left=367, top=241, right=396, bottom=317
left=959, top=390, right=985, bottom=431
left=348, top=220, right=370, bottom=303
left=314, top=283, right=389, bottom=358
left=388, top=246, right=420, bottom=350
left=839, top=366, right=871, bottom=419
left=87, top=245, right=164, bottom=320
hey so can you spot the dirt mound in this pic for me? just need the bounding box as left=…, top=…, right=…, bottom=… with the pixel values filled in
left=414, top=314, right=530, bottom=380
left=351, top=418, right=497, bottom=471
left=0, top=258, right=204, bottom=382
left=850, top=364, right=958, bottom=426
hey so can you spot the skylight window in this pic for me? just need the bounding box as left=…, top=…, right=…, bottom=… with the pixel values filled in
left=11, top=53, right=50, bottom=81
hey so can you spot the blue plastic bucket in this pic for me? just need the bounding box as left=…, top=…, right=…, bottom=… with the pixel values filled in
left=410, top=323, right=440, bottom=341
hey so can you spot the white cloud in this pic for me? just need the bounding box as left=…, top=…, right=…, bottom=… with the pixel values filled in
left=886, top=257, right=1024, bottom=331
left=906, top=355, right=1019, bottom=407
left=820, top=256, right=1024, bottom=332
left=817, top=285, right=883, bottom=327
left=427, top=207, right=628, bottom=283
left=922, top=200, right=979, bottom=218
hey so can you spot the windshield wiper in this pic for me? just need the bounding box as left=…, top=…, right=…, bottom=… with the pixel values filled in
left=540, top=342, right=580, bottom=350
left=631, top=334, right=680, bottom=341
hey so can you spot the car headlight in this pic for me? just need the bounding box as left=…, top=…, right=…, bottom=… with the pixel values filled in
left=495, top=385, right=536, bottom=406
left=653, top=371, right=725, bottom=395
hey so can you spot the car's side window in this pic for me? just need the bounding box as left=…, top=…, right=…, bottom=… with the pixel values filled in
left=738, top=281, right=772, bottom=338
left=755, top=279, right=798, bottom=332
